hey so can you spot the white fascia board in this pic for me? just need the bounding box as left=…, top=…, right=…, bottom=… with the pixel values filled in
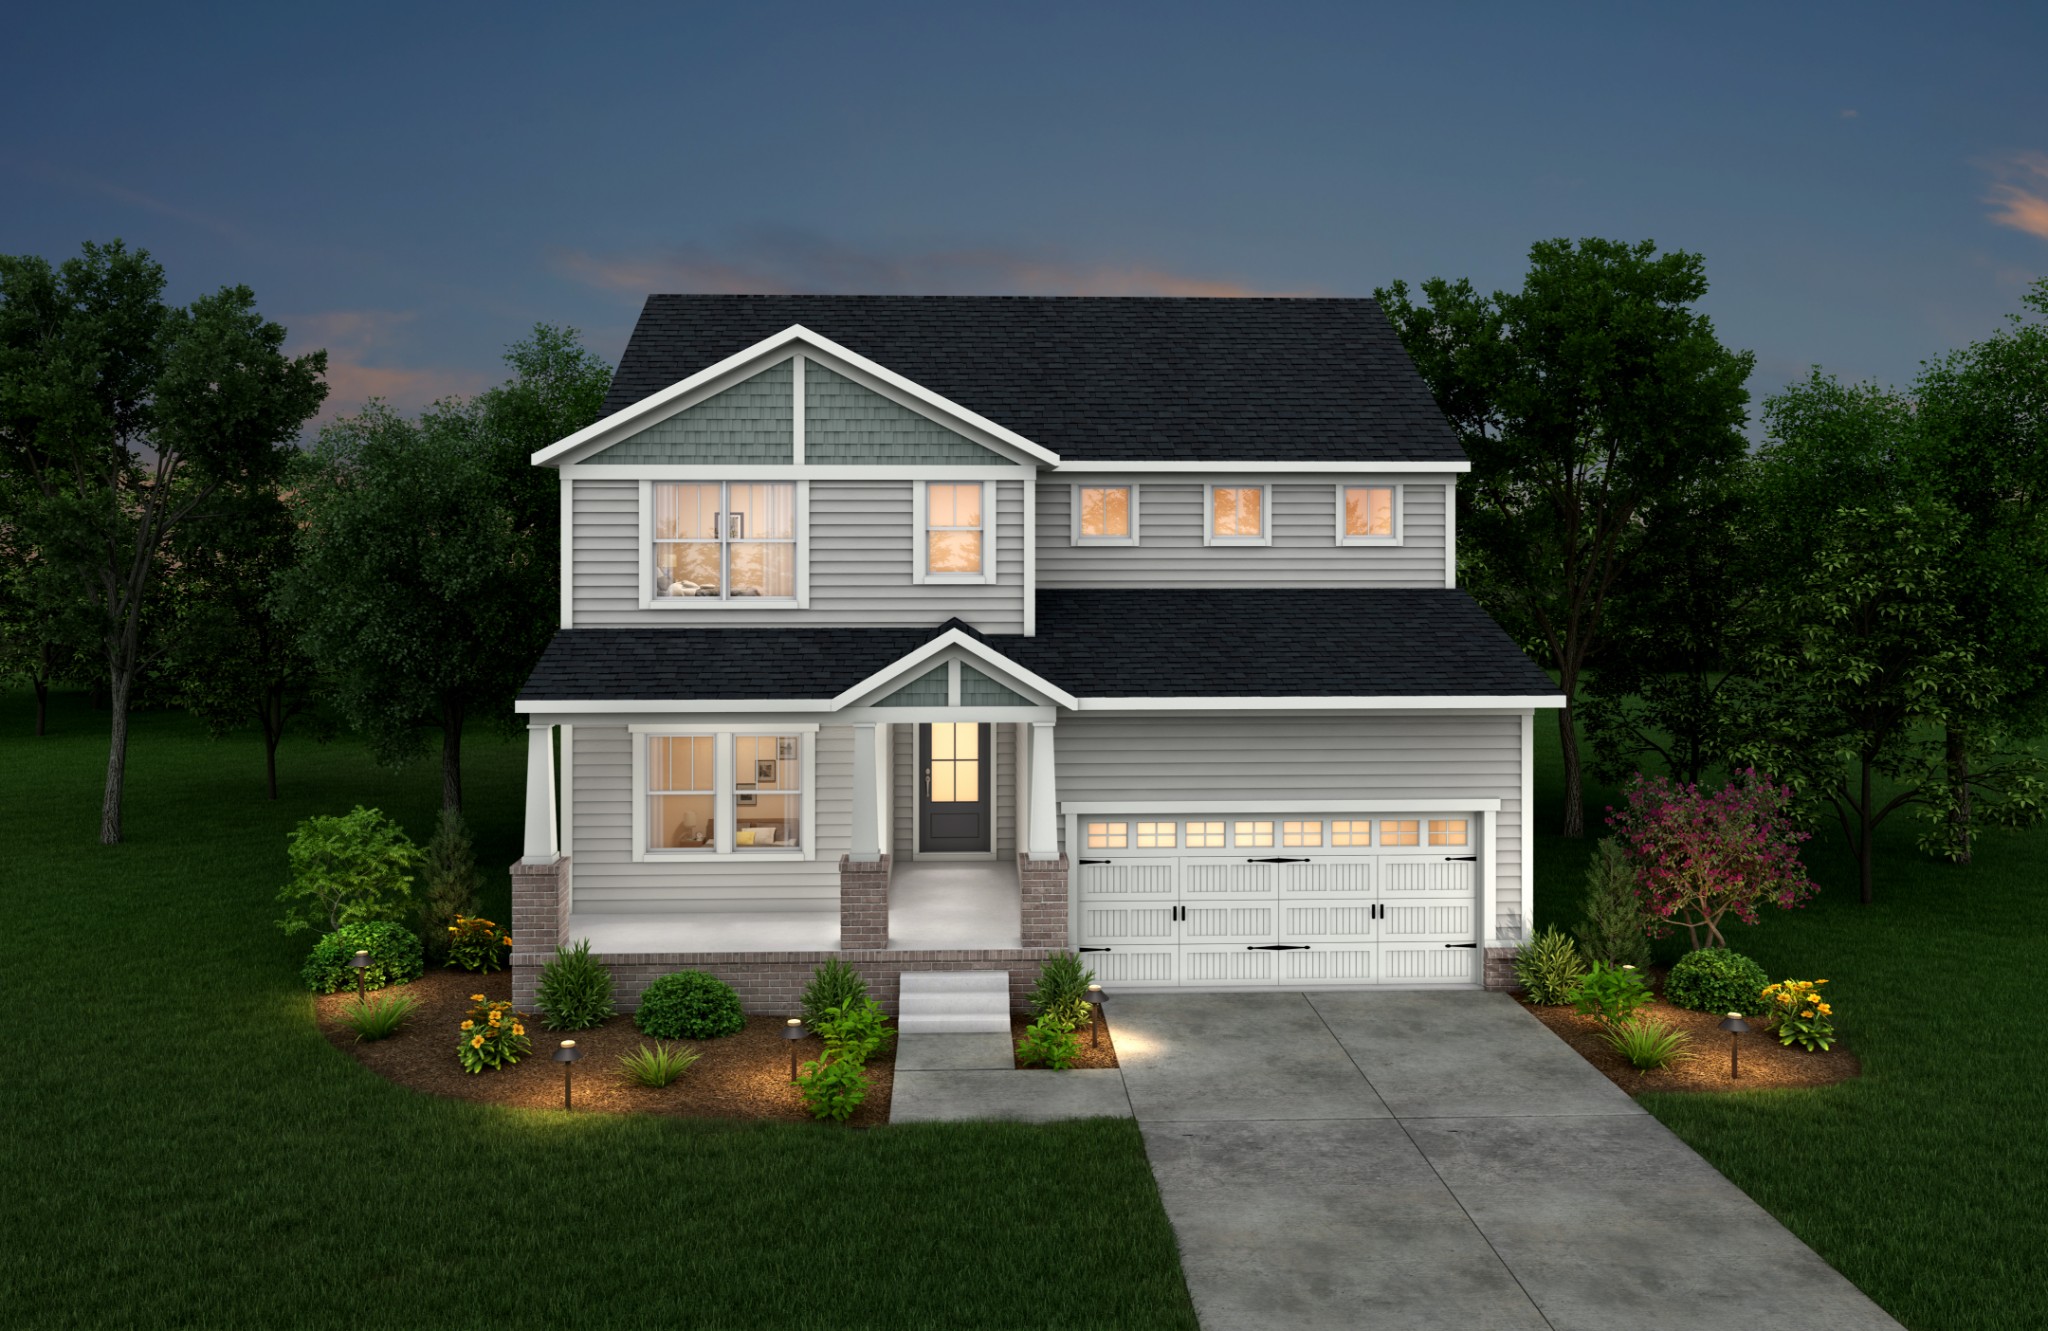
left=828, top=629, right=1080, bottom=711
left=1059, top=798, right=1503, bottom=815
left=533, top=324, right=1062, bottom=468
left=837, top=705, right=1056, bottom=723
left=560, top=463, right=1033, bottom=481
left=1072, top=694, right=1569, bottom=712
left=517, top=699, right=832, bottom=715
left=1051, top=460, right=1472, bottom=474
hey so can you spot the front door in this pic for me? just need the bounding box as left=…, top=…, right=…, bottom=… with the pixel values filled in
left=918, top=721, right=991, bottom=853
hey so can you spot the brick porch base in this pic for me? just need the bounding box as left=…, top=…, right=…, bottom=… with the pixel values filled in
left=511, top=946, right=1062, bottom=1015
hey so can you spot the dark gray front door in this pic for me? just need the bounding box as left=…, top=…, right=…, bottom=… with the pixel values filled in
left=919, top=721, right=991, bottom=853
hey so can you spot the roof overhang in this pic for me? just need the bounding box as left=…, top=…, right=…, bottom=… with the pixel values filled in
left=1051, top=460, right=1472, bottom=474
left=829, top=628, right=1079, bottom=711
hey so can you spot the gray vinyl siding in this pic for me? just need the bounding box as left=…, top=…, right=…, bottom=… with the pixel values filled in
left=568, top=723, right=849, bottom=915
left=891, top=719, right=1018, bottom=860
left=569, top=478, right=1026, bottom=632
left=1036, top=480, right=1450, bottom=589
left=1050, top=712, right=1525, bottom=935
left=805, top=363, right=1005, bottom=465
left=582, top=360, right=793, bottom=465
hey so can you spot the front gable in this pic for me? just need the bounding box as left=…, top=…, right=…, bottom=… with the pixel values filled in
left=581, top=359, right=794, bottom=465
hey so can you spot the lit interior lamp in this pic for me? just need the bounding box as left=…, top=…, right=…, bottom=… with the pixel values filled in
left=554, top=1039, right=584, bottom=1110
left=1719, top=1013, right=1750, bottom=1079
left=347, top=950, right=371, bottom=1004
left=1084, top=984, right=1107, bottom=1048
left=783, top=1018, right=808, bottom=1081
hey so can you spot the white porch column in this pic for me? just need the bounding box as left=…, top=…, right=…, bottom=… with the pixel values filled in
left=1027, top=720, right=1059, bottom=860
left=850, top=723, right=882, bottom=862
left=522, top=724, right=559, bottom=863
left=876, top=722, right=893, bottom=857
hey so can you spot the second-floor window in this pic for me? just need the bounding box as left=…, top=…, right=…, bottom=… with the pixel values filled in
left=1074, top=484, right=1137, bottom=544
left=1339, top=485, right=1400, bottom=544
left=921, top=481, right=989, bottom=580
left=1206, top=484, right=1269, bottom=546
left=652, top=482, right=796, bottom=600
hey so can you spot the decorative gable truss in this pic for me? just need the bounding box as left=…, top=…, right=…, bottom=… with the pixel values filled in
left=836, top=628, right=1074, bottom=722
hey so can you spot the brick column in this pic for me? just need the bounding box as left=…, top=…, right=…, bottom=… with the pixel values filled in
left=839, top=853, right=892, bottom=950
left=510, top=855, right=570, bottom=1009
left=1483, top=946, right=1518, bottom=991
left=1018, top=854, right=1070, bottom=949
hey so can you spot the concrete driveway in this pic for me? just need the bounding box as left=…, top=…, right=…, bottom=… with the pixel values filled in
left=1113, top=990, right=1900, bottom=1331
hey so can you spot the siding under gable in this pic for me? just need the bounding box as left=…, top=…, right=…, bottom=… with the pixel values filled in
left=805, top=363, right=1004, bottom=465
left=582, top=360, right=793, bottom=465
left=876, top=666, right=948, bottom=707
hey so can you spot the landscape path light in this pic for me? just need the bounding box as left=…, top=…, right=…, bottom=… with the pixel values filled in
left=554, top=1039, right=584, bottom=1110
left=1084, top=984, right=1107, bottom=1048
left=1719, top=1013, right=1750, bottom=1080
left=347, top=950, right=371, bottom=1004
left=783, top=1018, right=808, bottom=1081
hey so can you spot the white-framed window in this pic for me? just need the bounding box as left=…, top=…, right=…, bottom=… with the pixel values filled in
left=1205, top=484, right=1271, bottom=546
left=1136, top=820, right=1176, bottom=848
left=1186, top=820, right=1226, bottom=849
left=1233, top=820, right=1275, bottom=847
left=1428, top=818, right=1470, bottom=848
left=1282, top=820, right=1323, bottom=848
left=1337, top=484, right=1402, bottom=545
left=1331, top=819, right=1371, bottom=847
left=1086, top=820, right=1128, bottom=849
left=915, top=480, right=997, bottom=583
left=632, top=728, right=816, bottom=861
left=1071, top=483, right=1139, bottom=545
left=642, top=481, right=804, bottom=607
left=1380, top=819, right=1420, bottom=847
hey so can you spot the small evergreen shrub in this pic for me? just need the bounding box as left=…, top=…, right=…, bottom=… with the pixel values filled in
left=635, top=970, right=745, bottom=1040
left=301, top=922, right=424, bottom=994
left=618, top=1041, right=700, bottom=1087
left=1016, top=1020, right=1081, bottom=1069
left=1601, top=1017, right=1693, bottom=1072
left=1027, top=952, right=1095, bottom=1032
left=456, top=994, right=530, bottom=1073
left=1665, top=947, right=1770, bottom=1015
left=446, top=915, right=510, bottom=973
left=1513, top=925, right=1588, bottom=1005
left=339, top=993, right=419, bottom=1042
left=1575, top=837, right=1653, bottom=969
left=416, top=807, right=482, bottom=964
left=536, top=939, right=616, bottom=1031
left=800, top=957, right=869, bottom=1031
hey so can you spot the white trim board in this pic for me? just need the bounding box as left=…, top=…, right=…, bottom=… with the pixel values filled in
left=829, top=628, right=1080, bottom=711
left=1059, top=799, right=1502, bottom=814
left=517, top=692, right=1568, bottom=715
left=1055, top=460, right=1472, bottom=474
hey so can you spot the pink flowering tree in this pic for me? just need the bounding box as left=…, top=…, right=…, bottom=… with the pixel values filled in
left=1606, top=768, right=1818, bottom=951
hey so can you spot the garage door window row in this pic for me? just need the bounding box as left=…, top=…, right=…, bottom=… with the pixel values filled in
left=1085, top=817, right=1469, bottom=851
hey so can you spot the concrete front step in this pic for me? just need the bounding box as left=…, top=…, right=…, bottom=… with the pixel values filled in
left=897, top=970, right=1012, bottom=1034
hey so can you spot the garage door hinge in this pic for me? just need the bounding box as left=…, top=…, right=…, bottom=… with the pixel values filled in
left=1444, top=943, right=1478, bottom=949
left=1078, top=946, right=1111, bottom=953
left=1080, top=858, right=1111, bottom=865
left=1248, top=856, right=1310, bottom=863
left=1247, top=944, right=1310, bottom=951
left=1445, top=856, right=1478, bottom=861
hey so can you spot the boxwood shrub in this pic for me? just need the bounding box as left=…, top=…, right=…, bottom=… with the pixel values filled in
left=634, top=969, right=745, bottom=1040
left=302, top=922, right=424, bottom=994
left=1664, top=947, right=1771, bottom=1015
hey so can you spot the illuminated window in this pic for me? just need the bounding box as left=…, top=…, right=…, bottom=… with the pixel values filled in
left=1428, top=818, right=1469, bottom=847
left=925, top=482, right=985, bottom=577
left=1186, top=820, right=1226, bottom=848
left=1331, top=820, right=1371, bottom=847
left=1341, top=485, right=1398, bottom=543
left=927, top=722, right=980, bottom=803
left=1076, top=485, right=1136, bottom=543
left=1136, top=821, right=1176, bottom=848
left=1381, top=820, right=1419, bottom=847
left=1282, top=820, right=1323, bottom=848
left=1207, top=485, right=1267, bottom=544
left=733, top=734, right=802, bottom=850
left=648, top=735, right=717, bottom=851
left=1086, top=821, right=1128, bottom=849
left=645, top=733, right=803, bottom=853
left=652, top=482, right=796, bottom=600
left=1234, top=820, right=1274, bottom=847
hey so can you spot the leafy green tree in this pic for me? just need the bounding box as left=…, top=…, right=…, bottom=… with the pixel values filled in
left=1376, top=239, right=1755, bottom=834
left=0, top=478, right=95, bottom=735
left=275, top=805, right=423, bottom=936
left=0, top=241, right=326, bottom=842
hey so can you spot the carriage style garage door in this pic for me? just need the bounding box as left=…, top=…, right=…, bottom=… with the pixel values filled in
left=1073, top=814, right=1481, bottom=989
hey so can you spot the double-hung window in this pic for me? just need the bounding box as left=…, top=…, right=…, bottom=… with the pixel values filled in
left=639, top=731, right=809, bottom=858
left=1205, top=484, right=1270, bottom=546
left=918, top=481, right=995, bottom=582
left=650, top=481, right=796, bottom=601
left=1338, top=484, right=1400, bottom=545
left=1072, top=484, right=1138, bottom=545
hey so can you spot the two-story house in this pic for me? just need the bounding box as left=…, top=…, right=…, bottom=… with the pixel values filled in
left=508, top=296, right=1564, bottom=1023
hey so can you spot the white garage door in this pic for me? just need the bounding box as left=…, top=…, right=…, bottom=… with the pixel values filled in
left=1074, top=814, right=1480, bottom=989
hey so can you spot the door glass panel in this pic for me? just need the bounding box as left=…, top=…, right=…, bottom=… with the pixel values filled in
left=1186, top=820, right=1226, bottom=848
left=929, top=723, right=978, bottom=804
left=1331, top=820, right=1370, bottom=846
left=1381, top=819, right=1420, bottom=846
left=1428, top=819, right=1469, bottom=847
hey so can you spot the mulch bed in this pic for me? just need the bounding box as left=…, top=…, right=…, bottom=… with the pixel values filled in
left=1516, top=969, right=1859, bottom=1095
left=314, top=969, right=893, bottom=1126
left=1009, top=1012, right=1119, bottom=1070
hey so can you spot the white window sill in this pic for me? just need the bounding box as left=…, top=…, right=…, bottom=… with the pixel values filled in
left=1337, top=536, right=1403, bottom=547
left=920, top=572, right=990, bottom=583
left=641, top=597, right=801, bottom=610
left=1072, top=536, right=1140, bottom=547
left=1205, top=536, right=1272, bottom=547
left=643, top=848, right=809, bottom=861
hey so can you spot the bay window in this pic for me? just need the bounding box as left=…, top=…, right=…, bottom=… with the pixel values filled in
left=650, top=481, right=796, bottom=601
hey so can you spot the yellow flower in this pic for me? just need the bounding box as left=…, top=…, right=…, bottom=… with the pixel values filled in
left=501, top=936, right=512, bottom=945
left=512, top=1024, right=525, bottom=1036
left=1800, top=1010, right=1814, bottom=1019
left=470, top=1035, right=485, bottom=1048
left=448, top=926, right=457, bottom=933
left=461, top=1020, right=474, bottom=1031
left=488, top=1010, right=502, bottom=1025
left=471, top=994, right=485, bottom=1002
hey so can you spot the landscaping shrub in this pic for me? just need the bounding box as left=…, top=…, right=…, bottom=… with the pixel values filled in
left=445, top=914, right=510, bottom=973
left=1513, top=925, right=1587, bottom=1004
left=275, top=805, right=422, bottom=937
left=1664, top=947, right=1771, bottom=1015
left=1572, top=961, right=1652, bottom=1026
left=635, top=970, right=745, bottom=1040
left=1575, top=837, right=1652, bottom=969
left=416, top=807, right=481, bottom=965
left=795, top=998, right=892, bottom=1122
left=301, top=921, right=424, bottom=994
left=1016, top=1019, right=1081, bottom=1069
left=1601, top=1017, right=1693, bottom=1071
left=1027, top=951, right=1095, bottom=1031
left=339, top=993, right=419, bottom=1042
left=618, top=1041, right=700, bottom=1087
left=1761, top=978, right=1837, bottom=1051
left=800, top=957, right=868, bottom=1031
left=536, top=939, right=616, bottom=1031
left=1606, top=769, right=1817, bottom=950
left=456, top=994, right=531, bottom=1073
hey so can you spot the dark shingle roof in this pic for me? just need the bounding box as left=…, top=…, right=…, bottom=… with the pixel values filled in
left=520, top=591, right=1555, bottom=702
left=599, top=296, right=1464, bottom=465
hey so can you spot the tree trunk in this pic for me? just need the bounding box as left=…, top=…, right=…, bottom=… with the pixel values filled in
left=1857, top=756, right=1875, bottom=905
left=1557, top=704, right=1585, bottom=837
left=260, top=681, right=282, bottom=800
left=100, top=667, right=132, bottom=845
left=33, top=677, right=48, bottom=737
left=263, top=723, right=281, bottom=801
left=1946, top=727, right=1973, bottom=865
left=440, top=696, right=464, bottom=814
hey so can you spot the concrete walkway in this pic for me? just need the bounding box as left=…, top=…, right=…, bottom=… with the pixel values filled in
left=1116, top=990, right=1901, bottom=1331
left=888, top=1032, right=1132, bottom=1123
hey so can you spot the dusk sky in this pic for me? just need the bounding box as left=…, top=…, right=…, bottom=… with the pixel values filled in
left=6, top=2, right=2045, bottom=430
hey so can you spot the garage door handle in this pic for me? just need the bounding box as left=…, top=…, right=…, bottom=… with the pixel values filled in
left=1247, top=944, right=1310, bottom=951
left=1248, top=857, right=1310, bottom=863
left=1444, top=943, right=1477, bottom=949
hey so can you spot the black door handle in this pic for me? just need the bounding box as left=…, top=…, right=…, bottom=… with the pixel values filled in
left=1247, top=944, right=1310, bottom=951
left=1446, top=855, right=1478, bottom=862
left=1248, top=857, right=1310, bottom=863
left=1444, top=943, right=1477, bottom=949
left=1078, top=946, right=1111, bottom=953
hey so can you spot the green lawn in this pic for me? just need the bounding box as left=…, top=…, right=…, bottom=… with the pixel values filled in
left=0, top=694, right=1198, bottom=1331
left=1526, top=718, right=2048, bottom=1331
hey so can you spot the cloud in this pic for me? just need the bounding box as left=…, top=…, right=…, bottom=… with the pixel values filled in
left=1985, top=152, right=2048, bottom=242
left=553, top=231, right=1311, bottom=298
left=281, top=309, right=489, bottom=427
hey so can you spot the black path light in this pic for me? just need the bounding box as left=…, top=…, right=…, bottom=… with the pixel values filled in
left=783, top=1018, right=809, bottom=1081
left=347, top=950, right=371, bottom=1004
left=554, top=1039, right=584, bottom=1110
left=1719, top=1013, right=1750, bottom=1079
left=1084, top=984, right=1107, bottom=1048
